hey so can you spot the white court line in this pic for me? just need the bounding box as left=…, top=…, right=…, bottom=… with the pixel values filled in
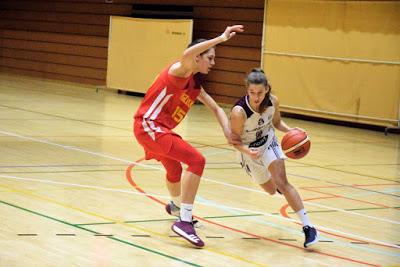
left=2, top=172, right=399, bottom=249
left=200, top=148, right=233, bottom=157
left=202, top=177, right=400, bottom=225
left=1, top=129, right=399, bottom=249
left=296, top=256, right=331, bottom=267
left=194, top=200, right=400, bottom=249
left=0, top=173, right=170, bottom=200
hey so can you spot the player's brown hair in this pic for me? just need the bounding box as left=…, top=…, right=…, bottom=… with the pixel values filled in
left=246, top=68, right=272, bottom=113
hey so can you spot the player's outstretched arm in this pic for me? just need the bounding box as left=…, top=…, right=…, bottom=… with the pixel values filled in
left=170, top=25, right=244, bottom=76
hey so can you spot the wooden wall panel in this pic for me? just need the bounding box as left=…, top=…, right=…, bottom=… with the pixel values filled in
left=0, top=66, right=104, bottom=84
left=194, top=31, right=262, bottom=48
left=0, top=19, right=109, bottom=36
left=212, top=58, right=260, bottom=73
left=0, top=0, right=127, bottom=85
left=0, top=0, right=265, bottom=104
left=0, top=2, right=132, bottom=15
left=194, top=7, right=264, bottom=21
left=0, top=58, right=106, bottom=79
left=0, top=10, right=110, bottom=25
left=131, top=0, right=264, bottom=8
left=208, top=94, right=239, bottom=106
left=204, top=82, right=246, bottom=98
left=1, top=30, right=108, bottom=47
left=0, top=38, right=107, bottom=58
left=1, top=48, right=107, bottom=69
left=207, top=70, right=247, bottom=86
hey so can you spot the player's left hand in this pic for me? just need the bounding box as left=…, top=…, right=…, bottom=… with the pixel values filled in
left=290, top=127, right=306, bottom=133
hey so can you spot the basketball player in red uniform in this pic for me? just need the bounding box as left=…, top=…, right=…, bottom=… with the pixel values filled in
left=134, top=25, right=244, bottom=247
left=230, top=68, right=319, bottom=248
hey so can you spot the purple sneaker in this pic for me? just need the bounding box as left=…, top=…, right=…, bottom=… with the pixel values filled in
left=172, top=220, right=204, bottom=247
left=303, top=226, right=319, bottom=248
left=165, top=201, right=180, bottom=217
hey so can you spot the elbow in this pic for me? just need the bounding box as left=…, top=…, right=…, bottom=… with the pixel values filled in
left=182, top=47, right=195, bottom=58
left=182, top=50, right=190, bottom=58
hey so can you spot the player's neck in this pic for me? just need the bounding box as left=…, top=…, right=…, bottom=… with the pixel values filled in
left=249, top=101, right=260, bottom=113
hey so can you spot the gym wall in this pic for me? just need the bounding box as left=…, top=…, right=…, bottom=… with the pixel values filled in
left=262, top=0, right=400, bottom=127
left=0, top=0, right=265, bottom=104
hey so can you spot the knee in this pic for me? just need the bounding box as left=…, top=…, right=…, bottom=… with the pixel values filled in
left=260, top=180, right=277, bottom=195
left=197, top=154, right=206, bottom=167
left=265, top=187, right=277, bottom=195
left=166, top=165, right=182, bottom=183
left=187, top=154, right=206, bottom=176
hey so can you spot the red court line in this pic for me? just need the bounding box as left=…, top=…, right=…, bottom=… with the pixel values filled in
left=302, top=188, right=393, bottom=209
left=126, top=161, right=380, bottom=267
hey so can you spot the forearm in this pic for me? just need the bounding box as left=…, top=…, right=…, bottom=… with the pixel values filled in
left=275, top=120, right=292, bottom=133
left=214, top=106, right=230, bottom=138
left=183, top=36, right=224, bottom=58
left=233, top=144, right=253, bottom=156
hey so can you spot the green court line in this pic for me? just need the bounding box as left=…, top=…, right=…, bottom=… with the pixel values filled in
left=75, top=213, right=263, bottom=226
left=0, top=200, right=201, bottom=267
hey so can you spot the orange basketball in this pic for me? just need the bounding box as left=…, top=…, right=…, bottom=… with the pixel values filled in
left=281, top=129, right=311, bottom=159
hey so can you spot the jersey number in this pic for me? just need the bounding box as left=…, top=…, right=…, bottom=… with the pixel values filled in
left=172, top=106, right=186, bottom=123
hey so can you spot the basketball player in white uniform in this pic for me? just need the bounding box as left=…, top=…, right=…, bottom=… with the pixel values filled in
left=230, top=68, right=319, bottom=248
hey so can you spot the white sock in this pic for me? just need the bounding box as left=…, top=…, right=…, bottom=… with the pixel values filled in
left=296, top=209, right=312, bottom=227
left=171, top=196, right=181, bottom=208
left=180, top=203, right=193, bottom=222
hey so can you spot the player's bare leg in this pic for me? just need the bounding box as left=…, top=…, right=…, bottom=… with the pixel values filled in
left=269, top=159, right=319, bottom=247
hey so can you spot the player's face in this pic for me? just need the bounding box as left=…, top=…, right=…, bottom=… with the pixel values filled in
left=247, top=83, right=268, bottom=107
left=197, top=48, right=215, bottom=74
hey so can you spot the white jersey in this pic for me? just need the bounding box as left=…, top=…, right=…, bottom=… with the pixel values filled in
left=233, top=95, right=286, bottom=184
left=233, top=95, right=275, bottom=147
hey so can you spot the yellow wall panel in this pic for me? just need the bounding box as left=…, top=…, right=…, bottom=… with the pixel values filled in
left=263, top=0, right=400, bottom=126
left=107, top=16, right=192, bottom=93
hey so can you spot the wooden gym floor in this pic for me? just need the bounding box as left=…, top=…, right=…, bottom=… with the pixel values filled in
left=0, top=73, right=399, bottom=267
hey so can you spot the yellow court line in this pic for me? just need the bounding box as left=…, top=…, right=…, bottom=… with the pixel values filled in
left=0, top=183, right=268, bottom=267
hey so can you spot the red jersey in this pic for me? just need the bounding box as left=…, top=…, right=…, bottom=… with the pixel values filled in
left=134, top=64, right=201, bottom=140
